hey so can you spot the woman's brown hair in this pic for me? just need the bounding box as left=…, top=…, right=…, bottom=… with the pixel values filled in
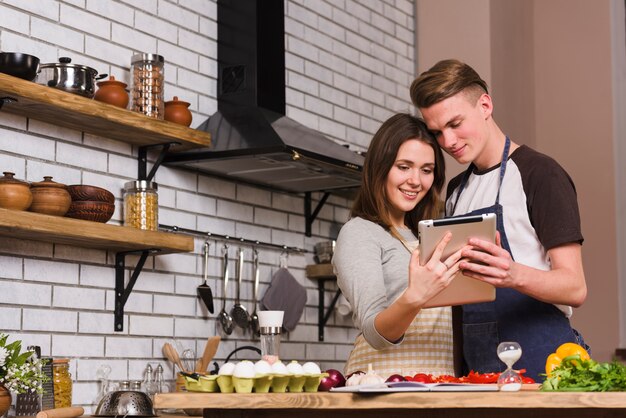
left=351, top=113, right=445, bottom=238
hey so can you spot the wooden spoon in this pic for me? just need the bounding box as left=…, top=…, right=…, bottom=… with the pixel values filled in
left=162, top=342, right=186, bottom=373
left=196, top=336, right=221, bottom=373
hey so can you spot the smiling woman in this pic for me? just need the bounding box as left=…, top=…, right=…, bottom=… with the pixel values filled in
left=333, top=113, right=465, bottom=379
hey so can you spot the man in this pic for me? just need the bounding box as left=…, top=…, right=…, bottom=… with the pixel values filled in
left=410, top=59, right=588, bottom=381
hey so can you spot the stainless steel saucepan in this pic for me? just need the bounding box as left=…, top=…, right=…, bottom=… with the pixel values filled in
left=37, top=57, right=107, bottom=98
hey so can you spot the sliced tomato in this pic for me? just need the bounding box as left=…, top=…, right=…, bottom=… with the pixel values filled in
left=412, top=373, right=434, bottom=383
left=403, top=375, right=415, bottom=382
left=467, top=370, right=500, bottom=384
left=433, top=374, right=461, bottom=383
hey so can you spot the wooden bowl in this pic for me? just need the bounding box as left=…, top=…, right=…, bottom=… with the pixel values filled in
left=68, top=184, right=114, bottom=204
left=65, top=200, right=115, bottom=223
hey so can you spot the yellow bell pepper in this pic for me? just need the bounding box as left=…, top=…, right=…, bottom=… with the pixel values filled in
left=545, top=342, right=590, bottom=376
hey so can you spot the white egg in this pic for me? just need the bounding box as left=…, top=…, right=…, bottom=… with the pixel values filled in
left=233, top=360, right=256, bottom=378
left=218, top=362, right=236, bottom=376
left=254, top=359, right=272, bottom=375
left=286, top=361, right=304, bottom=375
left=271, top=361, right=288, bottom=375
left=302, top=361, right=321, bottom=375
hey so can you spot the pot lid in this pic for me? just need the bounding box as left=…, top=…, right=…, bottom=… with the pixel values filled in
left=165, top=96, right=190, bottom=107
left=0, top=172, right=29, bottom=186
left=97, top=75, right=127, bottom=87
left=31, top=176, right=68, bottom=189
left=40, top=57, right=98, bottom=75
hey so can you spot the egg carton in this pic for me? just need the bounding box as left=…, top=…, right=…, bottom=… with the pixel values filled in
left=183, top=373, right=328, bottom=393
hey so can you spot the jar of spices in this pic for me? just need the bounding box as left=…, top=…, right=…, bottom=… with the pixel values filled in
left=130, top=53, right=165, bottom=119
left=52, top=359, right=72, bottom=408
left=123, top=180, right=158, bottom=231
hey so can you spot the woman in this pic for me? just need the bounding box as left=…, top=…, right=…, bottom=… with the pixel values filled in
left=333, top=113, right=464, bottom=378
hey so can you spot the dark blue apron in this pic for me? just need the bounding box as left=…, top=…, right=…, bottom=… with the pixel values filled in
left=450, top=137, right=579, bottom=382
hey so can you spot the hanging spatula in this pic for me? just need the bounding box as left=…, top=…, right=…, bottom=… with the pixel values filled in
left=197, top=241, right=214, bottom=314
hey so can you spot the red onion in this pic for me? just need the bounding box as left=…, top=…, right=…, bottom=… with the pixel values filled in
left=385, top=374, right=406, bottom=383
left=318, top=369, right=346, bottom=391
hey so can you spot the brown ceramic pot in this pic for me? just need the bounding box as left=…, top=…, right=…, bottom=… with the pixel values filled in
left=30, top=176, right=72, bottom=216
left=94, top=75, right=129, bottom=109
left=164, top=96, right=192, bottom=126
left=0, top=171, right=32, bottom=211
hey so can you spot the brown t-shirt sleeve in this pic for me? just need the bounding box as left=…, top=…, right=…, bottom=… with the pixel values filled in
left=513, top=146, right=583, bottom=250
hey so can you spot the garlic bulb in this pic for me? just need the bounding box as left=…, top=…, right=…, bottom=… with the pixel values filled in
left=345, top=372, right=365, bottom=386
left=359, top=364, right=385, bottom=386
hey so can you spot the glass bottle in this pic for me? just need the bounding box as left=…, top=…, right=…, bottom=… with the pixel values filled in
left=52, top=359, right=72, bottom=408
left=123, top=180, right=158, bottom=231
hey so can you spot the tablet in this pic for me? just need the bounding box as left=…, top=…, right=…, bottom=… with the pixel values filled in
left=418, top=213, right=497, bottom=308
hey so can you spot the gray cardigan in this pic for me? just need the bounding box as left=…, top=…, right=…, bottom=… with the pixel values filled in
left=333, top=217, right=417, bottom=349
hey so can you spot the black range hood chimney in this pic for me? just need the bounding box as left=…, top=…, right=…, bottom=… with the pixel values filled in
left=163, top=0, right=364, bottom=193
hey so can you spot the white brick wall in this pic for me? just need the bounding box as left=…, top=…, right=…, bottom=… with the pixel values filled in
left=0, top=0, right=415, bottom=409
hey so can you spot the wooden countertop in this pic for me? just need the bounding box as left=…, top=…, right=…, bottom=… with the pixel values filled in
left=154, top=390, right=626, bottom=418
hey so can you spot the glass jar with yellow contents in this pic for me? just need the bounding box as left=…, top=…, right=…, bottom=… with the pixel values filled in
left=52, top=358, right=72, bottom=408
left=123, top=180, right=158, bottom=231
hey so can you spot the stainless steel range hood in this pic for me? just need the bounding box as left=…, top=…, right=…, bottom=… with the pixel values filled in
left=163, top=0, right=364, bottom=193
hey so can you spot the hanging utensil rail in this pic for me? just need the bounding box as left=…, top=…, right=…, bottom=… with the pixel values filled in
left=159, top=224, right=310, bottom=254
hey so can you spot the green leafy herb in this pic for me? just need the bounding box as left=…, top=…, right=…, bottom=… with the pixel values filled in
left=541, top=354, right=626, bottom=391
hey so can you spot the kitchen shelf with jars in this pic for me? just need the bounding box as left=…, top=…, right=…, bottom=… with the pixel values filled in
left=0, top=73, right=206, bottom=331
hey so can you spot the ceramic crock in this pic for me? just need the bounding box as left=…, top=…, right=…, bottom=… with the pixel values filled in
left=164, top=96, right=192, bottom=126
left=0, top=171, right=32, bottom=211
left=94, top=76, right=129, bottom=108
left=29, top=176, right=71, bottom=216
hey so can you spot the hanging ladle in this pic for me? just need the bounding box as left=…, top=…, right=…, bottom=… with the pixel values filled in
left=197, top=241, right=214, bottom=314
left=230, top=247, right=250, bottom=329
left=249, top=249, right=260, bottom=337
left=217, top=244, right=234, bottom=335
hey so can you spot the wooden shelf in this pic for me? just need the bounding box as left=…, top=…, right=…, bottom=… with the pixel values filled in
left=0, top=208, right=193, bottom=254
left=154, top=391, right=626, bottom=418
left=0, top=73, right=210, bottom=151
left=305, top=263, right=335, bottom=280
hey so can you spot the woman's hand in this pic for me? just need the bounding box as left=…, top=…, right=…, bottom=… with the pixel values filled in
left=403, top=232, right=466, bottom=307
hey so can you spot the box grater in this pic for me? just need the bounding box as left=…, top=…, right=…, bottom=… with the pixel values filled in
left=40, top=357, right=54, bottom=410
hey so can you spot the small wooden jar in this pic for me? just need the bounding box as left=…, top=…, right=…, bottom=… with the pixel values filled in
left=0, top=171, right=32, bottom=211
left=30, top=176, right=71, bottom=216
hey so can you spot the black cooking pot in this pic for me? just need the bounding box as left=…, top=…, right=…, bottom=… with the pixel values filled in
left=37, top=57, right=107, bottom=98
left=0, top=52, right=40, bottom=81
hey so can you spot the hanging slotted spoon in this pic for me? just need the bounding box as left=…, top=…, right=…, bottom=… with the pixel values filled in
left=197, top=241, right=214, bottom=314
left=217, top=244, right=234, bottom=335
left=249, top=249, right=260, bottom=337
left=230, top=247, right=250, bottom=329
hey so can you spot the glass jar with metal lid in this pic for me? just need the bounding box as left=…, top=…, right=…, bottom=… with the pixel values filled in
left=130, top=53, right=165, bottom=119
left=123, top=180, right=158, bottom=231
